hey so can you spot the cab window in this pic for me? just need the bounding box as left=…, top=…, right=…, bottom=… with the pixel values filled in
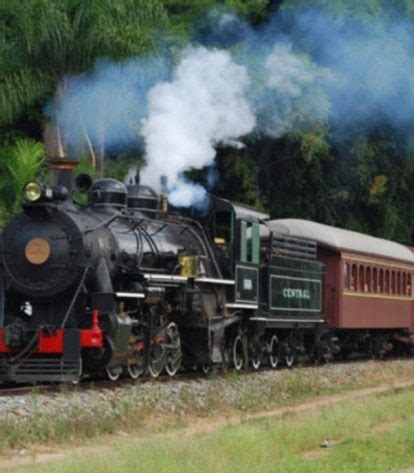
left=240, top=221, right=260, bottom=264
left=214, top=211, right=232, bottom=245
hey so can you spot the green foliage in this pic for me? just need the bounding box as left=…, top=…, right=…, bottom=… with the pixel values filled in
left=282, top=0, right=412, bottom=20
left=216, top=148, right=264, bottom=209
left=105, top=155, right=145, bottom=182
left=0, top=0, right=168, bottom=126
left=74, top=155, right=99, bottom=180
left=0, top=139, right=46, bottom=224
left=0, top=0, right=414, bottom=247
left=161, top=0, right=272, bottom=25
left=299, top=129, right=331, bottom=163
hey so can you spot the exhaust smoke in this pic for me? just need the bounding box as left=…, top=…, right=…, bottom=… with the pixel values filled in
left=140, top=46, right=255, bottom=207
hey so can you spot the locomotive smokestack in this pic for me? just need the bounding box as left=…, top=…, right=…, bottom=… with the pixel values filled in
left=48, top=158, right=78, bottom=195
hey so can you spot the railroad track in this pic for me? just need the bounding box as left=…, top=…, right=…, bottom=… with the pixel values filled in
left=0, top=354, right=409, bottom=397
left=0, top=383, right=57, bottom=397
left=0, top=368, right=208, bottom=397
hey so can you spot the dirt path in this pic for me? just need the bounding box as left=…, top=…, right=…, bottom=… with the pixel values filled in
left=3, top=379, right=414, bottom=471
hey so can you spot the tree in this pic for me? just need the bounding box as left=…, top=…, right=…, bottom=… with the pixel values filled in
left=0, top=0, right=168, bottom=172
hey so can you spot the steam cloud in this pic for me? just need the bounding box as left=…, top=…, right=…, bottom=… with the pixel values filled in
left=52, top=58, right=169, bottom=156
left=51, top=8, right=414, bottom=207
left=140, top=46, right=255, bottom=206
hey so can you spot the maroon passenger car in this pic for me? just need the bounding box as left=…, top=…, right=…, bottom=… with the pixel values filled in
left=267, top=219, right=414, bottom=356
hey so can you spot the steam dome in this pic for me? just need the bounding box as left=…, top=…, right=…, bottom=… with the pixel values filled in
left=88, top=179, right=128, bottom=208
left=126, top=184, right=160, bottom=213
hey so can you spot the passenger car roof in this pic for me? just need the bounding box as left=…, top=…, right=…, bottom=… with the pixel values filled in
left=266, top=219, right=414, bottom=264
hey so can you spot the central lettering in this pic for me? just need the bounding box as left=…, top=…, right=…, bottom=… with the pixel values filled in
left=282, top=288, right=311, bottom=300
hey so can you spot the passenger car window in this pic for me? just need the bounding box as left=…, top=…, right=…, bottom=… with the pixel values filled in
left=351, top=265, right=358, bottom=291
left=359, top=266, right=365, bottom=292
left=365, top=267, right=371, bottom=292
left=379, top=269, right=384, bottom=293
left=344, top=263, right=350, bottom=289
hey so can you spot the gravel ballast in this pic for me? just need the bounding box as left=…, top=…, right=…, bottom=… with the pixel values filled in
left=1, top=359, right=414, bottom=427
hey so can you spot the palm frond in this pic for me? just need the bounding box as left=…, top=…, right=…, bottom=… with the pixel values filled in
left=0, top=139, right=46, bottom=215
left=0, top=66, right=52, bottom=125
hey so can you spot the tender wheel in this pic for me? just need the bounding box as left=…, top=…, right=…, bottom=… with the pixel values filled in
left=148, top=341, right=166, bottom=378
left=268, top=335, right=279, bottom=369
left=251, top=357, right=261, bottom=370
left=165, top=323, right=182, bottom=377
left=250, top=347, right=261, bottom=370
left=232, top=334, right=244, bottom=371
left=106, top=365, right=123, bottom=381
left=285, top=354, right=295, bottom=368
left=201, top=363, right=212, bottom=375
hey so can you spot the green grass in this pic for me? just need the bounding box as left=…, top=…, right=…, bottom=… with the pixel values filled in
left=1, top=360, right=414, bottom=457
left=0, top=373, right=342, bottom=455
left=12, top=386, right=414, bottom=473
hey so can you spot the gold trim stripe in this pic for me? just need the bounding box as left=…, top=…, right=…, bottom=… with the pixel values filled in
left=343, top=291, right=412, bottom=301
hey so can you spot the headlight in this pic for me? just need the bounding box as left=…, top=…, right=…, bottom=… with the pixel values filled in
left=24, top=182, right=43, bottom=202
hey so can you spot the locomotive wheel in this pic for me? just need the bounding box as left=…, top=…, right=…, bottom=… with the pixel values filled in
left=148, top=342, right=166, bottom=378
left=165, top=323, right=182, bottom=377
left=106, top=365, right=123, bottom=381
left=126, top=363, right=144, bottom=380
left=232, top=334, right=244, bottom=371
left=71, top=358, right=83, bottom=385
left=166, top=360, right=181, bottom=377
left=268, top=335, right=280, bottom=369
left=126, top=341, right=145, bottom=380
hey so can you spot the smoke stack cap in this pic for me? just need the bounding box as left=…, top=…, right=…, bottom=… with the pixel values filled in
left=48, top=157, right=79, bottom=170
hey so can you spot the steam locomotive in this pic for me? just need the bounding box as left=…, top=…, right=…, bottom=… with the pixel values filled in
left=0, top=158, right=413, bottom=383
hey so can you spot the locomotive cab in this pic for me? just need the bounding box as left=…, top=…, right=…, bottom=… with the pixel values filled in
left=181, top=196, right=269, bottom=305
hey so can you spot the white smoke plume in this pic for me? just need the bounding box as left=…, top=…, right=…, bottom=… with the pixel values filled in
left=256, top=43, right=331, bottom=137
left=51, top=8, right=414, bottom=211
left=140, top=46, right=256, bottom=207
left=266, top=43, right=320, bottom=97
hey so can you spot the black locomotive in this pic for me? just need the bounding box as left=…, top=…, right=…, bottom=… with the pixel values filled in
left=0, top=159, right=326, bottom=383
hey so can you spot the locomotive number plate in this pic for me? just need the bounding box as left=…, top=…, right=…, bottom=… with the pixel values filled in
left=243, top=279, right=253, bottom=290
left=25, top=238, right=51, bottom=265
